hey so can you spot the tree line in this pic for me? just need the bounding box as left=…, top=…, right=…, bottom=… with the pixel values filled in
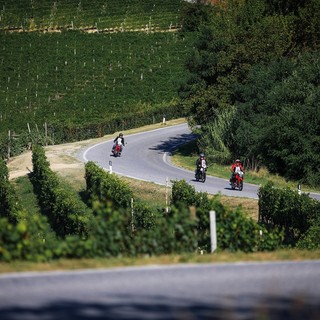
left=179, top=0, right=320, bottom=186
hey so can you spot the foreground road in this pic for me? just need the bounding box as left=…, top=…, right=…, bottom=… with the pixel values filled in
left=0, top=261, right=319, bottom=320
left=79, top=123, right=320, bottom=201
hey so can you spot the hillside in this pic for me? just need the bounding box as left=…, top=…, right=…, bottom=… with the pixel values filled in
left=0, top=0, right=184, bottom=31
left=0, top=0, right=194, bottom=158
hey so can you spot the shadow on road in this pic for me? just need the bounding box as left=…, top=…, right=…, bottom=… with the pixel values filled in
left=1, top=294, right=318, bottom=320
left=149, top=132, right=198, bottom=154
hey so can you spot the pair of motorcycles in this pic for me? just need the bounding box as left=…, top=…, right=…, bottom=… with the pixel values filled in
left=195, top=161, right=244, bottom=191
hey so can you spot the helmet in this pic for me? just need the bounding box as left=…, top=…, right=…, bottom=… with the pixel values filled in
left=119, top=133, right=123, bottom=137
left=200, top=153, right=205, bottom=158
left=235, top=159, right=240, bottom=163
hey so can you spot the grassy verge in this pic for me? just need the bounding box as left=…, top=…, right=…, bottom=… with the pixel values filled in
left=1, top=249, right=319, bottom=274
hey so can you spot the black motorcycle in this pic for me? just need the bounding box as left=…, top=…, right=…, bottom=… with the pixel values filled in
left=195, top=166, right=206, bottom=183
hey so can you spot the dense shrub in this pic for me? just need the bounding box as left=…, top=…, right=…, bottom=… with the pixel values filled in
left=85, top=161, right=133, bottom=209
left=171, top=179, right=282, bottom=252
left=296, top=215, right=320, bottom=250
left=32, top=144, right=91, bottom=238
left=0, top=214, right=57, bottom=262
left=0, top=158, right=22, bottom=224
left=259, top=182, right=320, bottom=247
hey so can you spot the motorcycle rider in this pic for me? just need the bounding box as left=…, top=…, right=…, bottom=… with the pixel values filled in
left=112, top=133, right=125, bottom=154
left=230, top=159, right=244, bottom=184
left=195, top=153, right=207, bottom=178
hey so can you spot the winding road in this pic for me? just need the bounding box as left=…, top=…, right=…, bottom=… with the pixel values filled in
left=79, top=122, right=320, bottom=201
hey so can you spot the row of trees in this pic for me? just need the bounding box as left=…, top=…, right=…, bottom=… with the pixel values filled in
left=179, top=0, right=320, bottom=186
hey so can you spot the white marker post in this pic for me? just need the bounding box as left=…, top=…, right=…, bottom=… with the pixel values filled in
left=109, top=160, right=113, bottom=174
left=210, top=210, right=217, bottom=253
left=165, top=177, right=169, bottom=213
left=298, top=184, right=301, bottom=195
left=162, top=114, right=166, bottom=125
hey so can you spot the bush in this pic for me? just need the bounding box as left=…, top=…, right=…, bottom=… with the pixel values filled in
left=258, top=182, right=320, bottom=246
left=32, top=144, right=91, bottom=238
left=0, top=158, right=22, bottom=224
left=0, top=213, right=57, bottom=262
left=172, top=179, right=282, bottom=253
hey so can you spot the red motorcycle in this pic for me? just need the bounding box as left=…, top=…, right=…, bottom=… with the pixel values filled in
left=112, top=143, right=122, bottom=157
left=230, top=171, right=244, bottom=191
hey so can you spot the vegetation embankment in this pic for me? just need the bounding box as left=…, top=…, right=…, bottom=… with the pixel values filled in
left=1, top=142, right=319, bottom=266
left=1, top=249, right=320, bottom=274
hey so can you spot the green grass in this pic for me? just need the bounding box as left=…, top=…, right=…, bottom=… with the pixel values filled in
left=12, top=175, right=42, bottom=216
left=1, top=249, right=319, bottom=274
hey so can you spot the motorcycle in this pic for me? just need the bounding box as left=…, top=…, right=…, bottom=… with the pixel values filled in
left=195, top=160, right=207, bottom=183
left=112, top=142, right=122, bottom=157
left=230, top=171, right=244, bottom=191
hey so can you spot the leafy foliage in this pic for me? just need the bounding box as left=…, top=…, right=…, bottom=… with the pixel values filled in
left=235, top=52, right=320, bottom=184
left=171, top=179, right=282, bottom=252
left=179, top=0, right=320, bottom=186
left=258, top=182, right=320, bottom=246
left=0, top=214, right=57, bottom=262
left=0, top=158, right=21, bottom=224
left=31, top=144, right=92, bottom=238
left=85, top=161, right=133, bottom=209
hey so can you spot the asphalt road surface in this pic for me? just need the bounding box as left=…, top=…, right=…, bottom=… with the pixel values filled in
left=78, top=123, right=320, bottom=201
left=0, top=261, right=319, bottom=320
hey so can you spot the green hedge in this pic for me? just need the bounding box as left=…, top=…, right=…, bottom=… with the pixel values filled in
left=85, top=161, right=134, bottom=209
left=0, top=158, right=22, bottom=224
left=31, top=144, right=92, bottom=238
left=258, top=182, right=320, bottom=247
left=171, top=179, right=282, bottom=252
left=0, top=214, right=57, bottom=262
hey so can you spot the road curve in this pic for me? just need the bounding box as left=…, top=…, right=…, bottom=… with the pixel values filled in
left=78, top=123, right=260, bottom=199
left=0, top=261, right=319, bottom=320
left=78, top=123, right=320, bottom=201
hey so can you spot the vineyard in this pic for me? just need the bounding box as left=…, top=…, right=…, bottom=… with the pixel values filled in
left=1, top=0, right=319, bottom=262
left=0, top=0, right=183, bottom=31
left=0, top=0, right=194, bottom=157
left=1, top=146, right=319, bottom=262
